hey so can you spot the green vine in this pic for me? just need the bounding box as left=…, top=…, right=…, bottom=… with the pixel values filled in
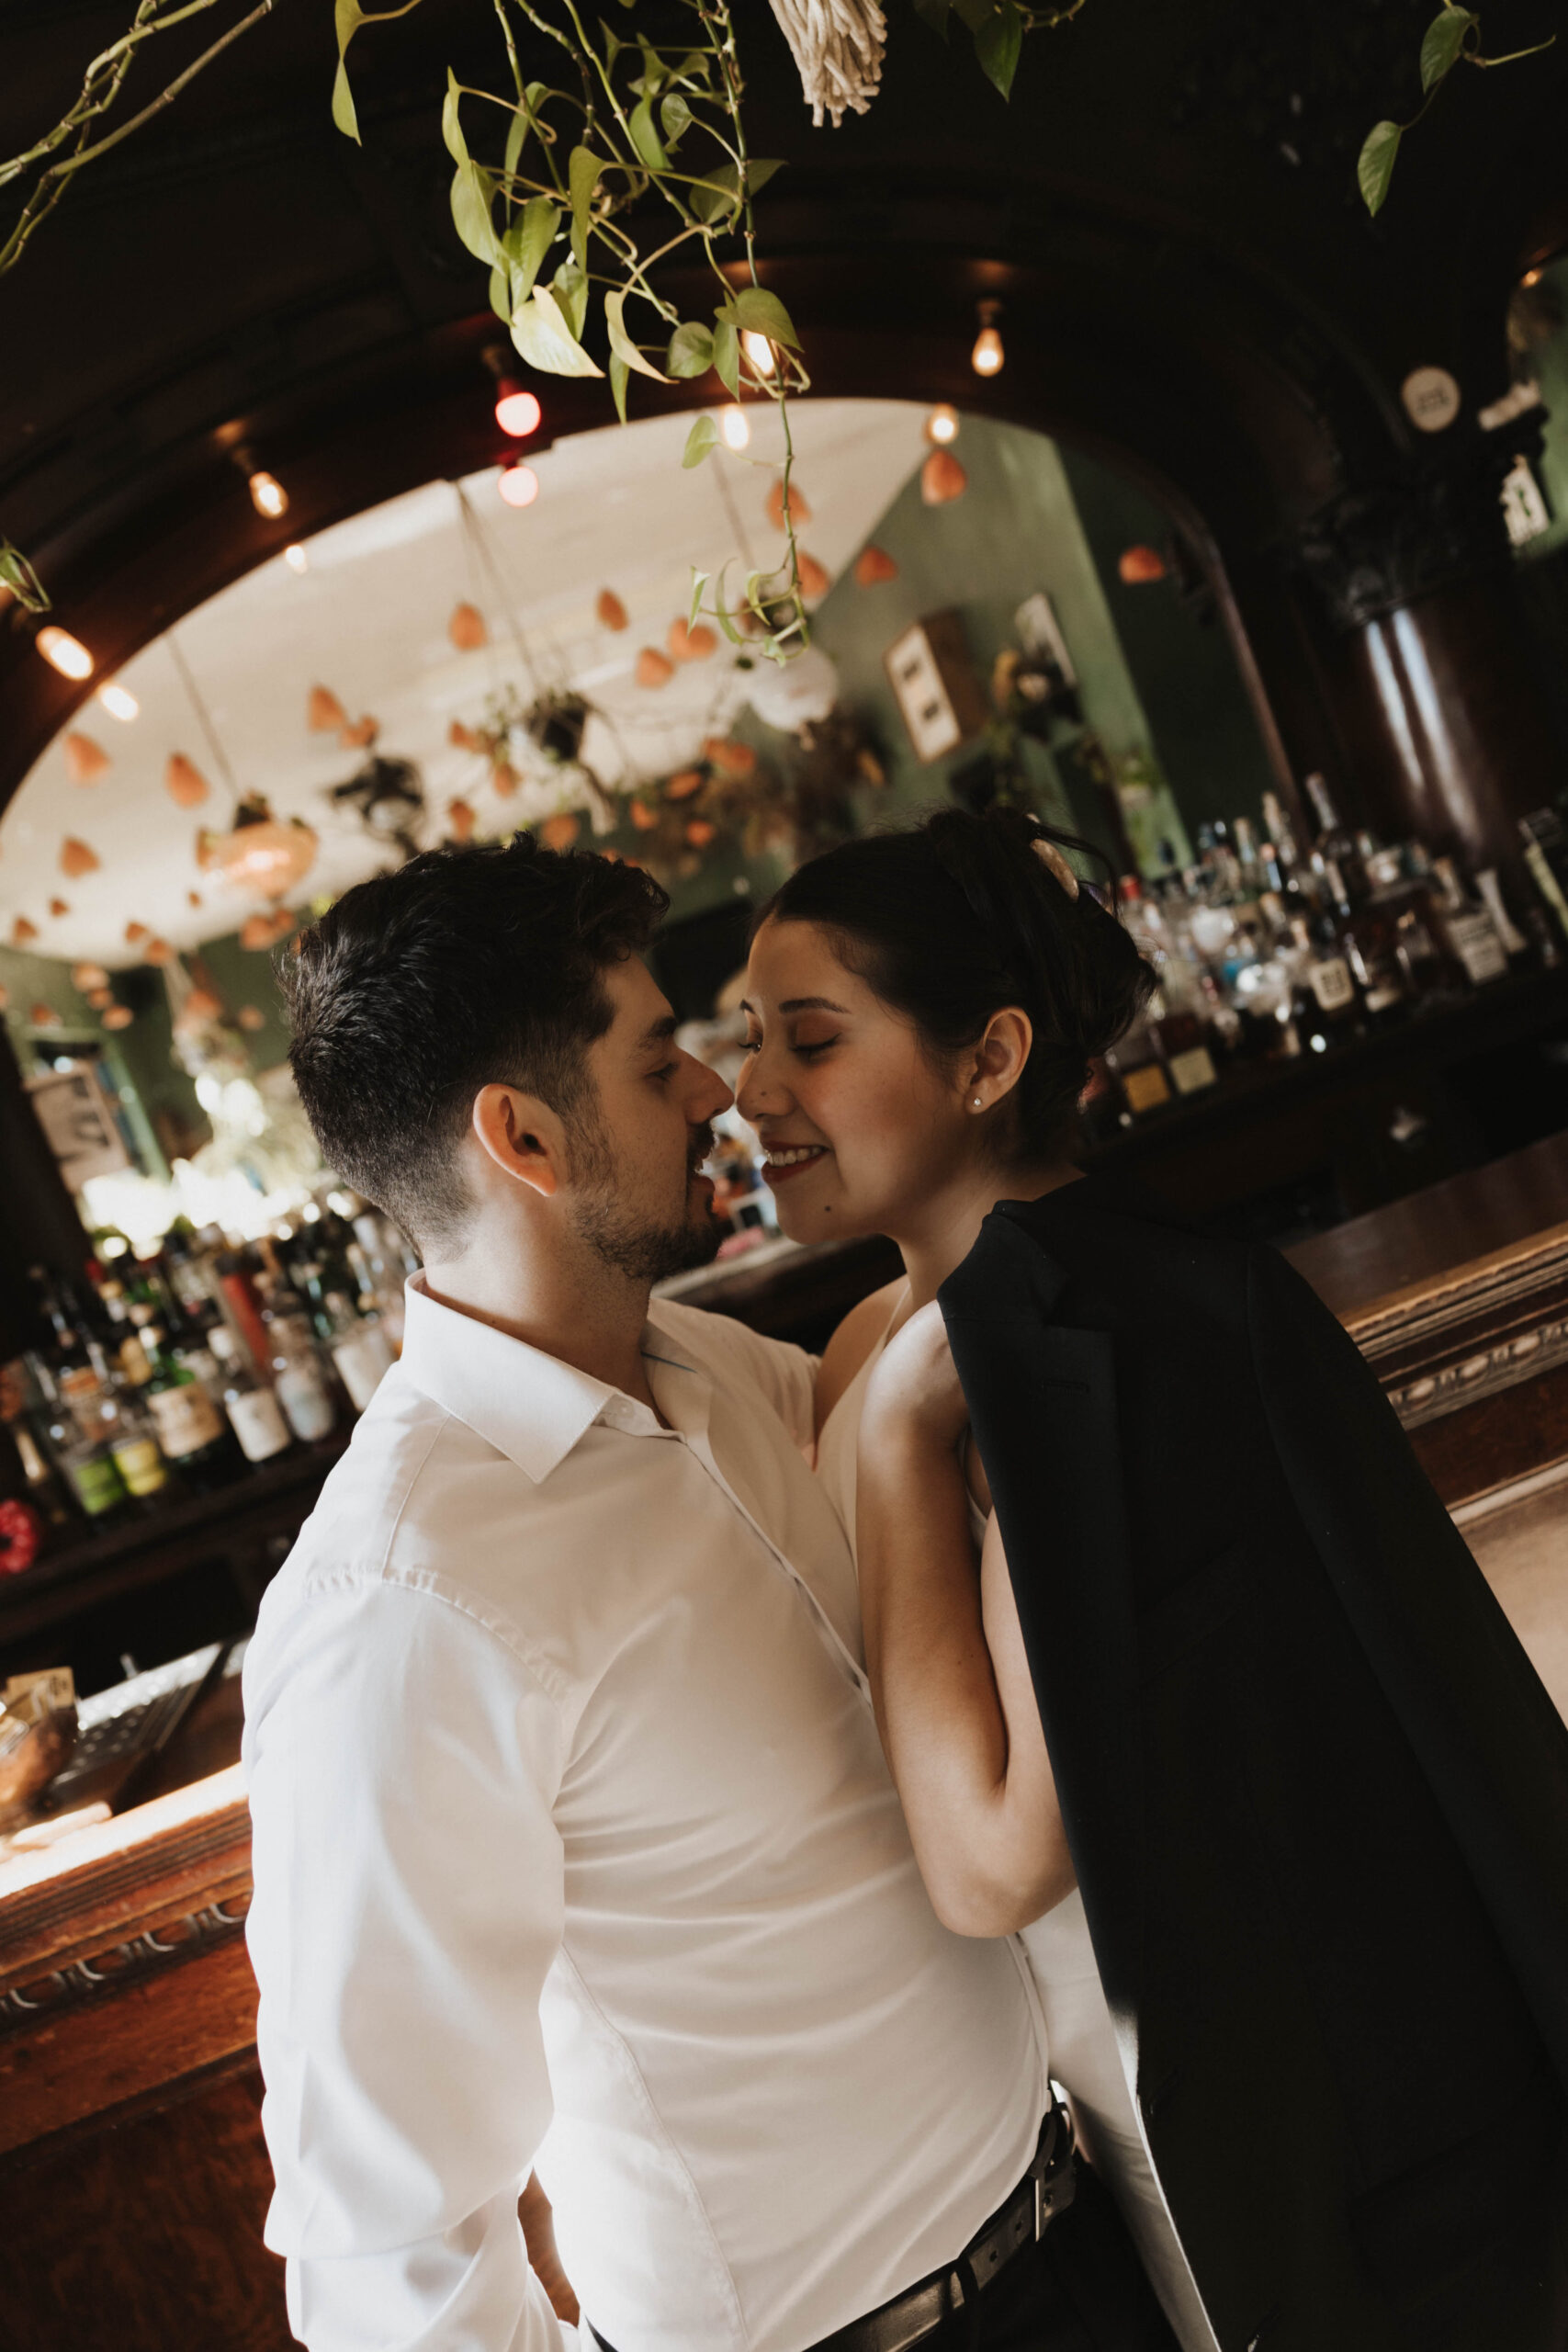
left=337, top=0, right=813, bottom=662
left=1359, top=2, right=1555, bottom=216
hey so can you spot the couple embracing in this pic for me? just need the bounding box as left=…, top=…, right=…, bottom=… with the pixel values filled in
left=244, top=809, right=1568, bottom=2352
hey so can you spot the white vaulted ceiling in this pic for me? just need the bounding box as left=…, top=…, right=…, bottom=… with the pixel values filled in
left=2, top=398, right=930, bottom=967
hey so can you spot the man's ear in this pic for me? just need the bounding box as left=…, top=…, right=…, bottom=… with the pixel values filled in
left=471, top=1084, right=563, bottom=1201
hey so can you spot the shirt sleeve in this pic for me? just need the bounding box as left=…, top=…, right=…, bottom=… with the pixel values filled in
left=243, top=1573, right=581, bottom=2352
left=653, top=1299, right=818, bottom=1453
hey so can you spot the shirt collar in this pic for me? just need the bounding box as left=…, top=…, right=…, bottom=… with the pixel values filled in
left=399, top=1274, right=704, bottom=1483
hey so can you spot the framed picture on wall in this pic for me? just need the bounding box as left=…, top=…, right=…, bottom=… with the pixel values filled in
left=1014, top=591, right=1077, bottom=686
left=884, top=611, right=989, bottom=763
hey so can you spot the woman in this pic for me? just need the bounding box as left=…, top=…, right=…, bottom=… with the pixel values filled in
left=735, top=807, right=1568, bottom=2352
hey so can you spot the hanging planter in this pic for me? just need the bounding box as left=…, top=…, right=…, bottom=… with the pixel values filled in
left=525, top=691, right=591, bottom=764
left=165, top=753, right=210, bottom=809
left=202, top=794, right=319, bottom=901
left=448, top=601, right=488, bottom=650
left=63, top=732, right=110, bottom=785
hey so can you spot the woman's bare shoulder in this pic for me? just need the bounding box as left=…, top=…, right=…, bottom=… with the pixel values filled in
left=814, top=1276, right=908, bottom=1439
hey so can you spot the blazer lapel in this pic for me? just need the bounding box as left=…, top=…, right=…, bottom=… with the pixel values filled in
left=940, top=1211, right=1146, bottom=2038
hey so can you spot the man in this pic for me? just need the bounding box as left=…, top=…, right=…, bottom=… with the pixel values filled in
left=245, top=838, right=1171, bottom=2352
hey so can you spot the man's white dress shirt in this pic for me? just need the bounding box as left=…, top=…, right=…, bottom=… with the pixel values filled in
left=243, top=1279, right=1047, bottom=2352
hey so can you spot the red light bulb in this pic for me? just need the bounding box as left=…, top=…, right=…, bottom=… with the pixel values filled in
left=498, top=463, right=540, bottom=509
left=495, top=381, right=542, bottom=438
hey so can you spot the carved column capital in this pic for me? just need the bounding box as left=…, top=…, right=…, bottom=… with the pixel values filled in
left=1288, top=421, right=1543, bottom=633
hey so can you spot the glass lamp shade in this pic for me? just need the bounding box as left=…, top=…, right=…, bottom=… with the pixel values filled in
left=207, top=797, right=319, bottom=900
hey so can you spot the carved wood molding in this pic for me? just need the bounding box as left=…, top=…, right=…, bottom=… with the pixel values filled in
left=1347, top=1222, right=1568, bottom=1431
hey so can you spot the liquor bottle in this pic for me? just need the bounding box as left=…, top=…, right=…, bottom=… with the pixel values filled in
left=1428, top=859, right=1509, bottom=988
left=1520, top=811, right=1568, bottom=944
left=5, top=1414, right=75, bottom=1535
left=1103, top=1017, right=1174, bottom=1120
left=209, top=1326, right=292, bottom=1464
left=141, top=1326, right=241, bottom=1490
left=214, top=1248, right=275, bottom=1374
left=1286, top=916, right=1359, bottom=1053
left=93, top=1374, right=172, bottom=1505
left=37, top=1363, right=130, bottom=1524
left=265, top=1311, right=340, bottom=1443
left=1472, top=869, right=1529, bottom=963
left=321, top=1291, right=395, bottom=1414
left=1302, top=774, right=1370, bottom=903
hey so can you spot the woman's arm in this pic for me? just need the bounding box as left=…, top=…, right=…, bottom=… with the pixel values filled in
left=857, top=1303, right=1075, bottom=1938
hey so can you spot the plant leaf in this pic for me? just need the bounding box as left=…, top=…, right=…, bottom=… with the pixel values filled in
left=451, top=158, right=502, bottom=265
left=332, top=0, right=365, bottom=140
left=609, top=349, right=629, bottom=425
left=511, top=286, right=604, bottom=376
left=691, top=161, right=741, bottom=224
left=629, top=93, right=669, bottom=170
left=551, top=255, right=589, bottom=340
left=504, top=197, right=560, bottom=303
left=716, top=285, right=801, bottom=350
left=975, top=0, right=1023, bottom=98
left=0, top=539, right=49, bottom=612
left=598, top=16, right=623, bottom=68
left=605, top=288, right=671, bottom=380
left=952, top=0, right=994, bottom=28
left=660, top=91, right=693, bottom=148
left=1358, top=118, right=1402, bottom=215
left=489, top=262, right=512, bottom=323
left=441, top=65, right=468, bottom=164
left=667, top=321, right=716, bottom=377
left=712, top=317, right=740, bottom=397
left=682, top=414, right=720, bottom=468
left=910, top=0, right=951, bottom=32
left=503, top=105, right=528, bottom=182
left=569, top=144, right=601, bottom=272
left=688, top=570, right=709, bottom=628
left=1420, top=6, right=1475, bottom=90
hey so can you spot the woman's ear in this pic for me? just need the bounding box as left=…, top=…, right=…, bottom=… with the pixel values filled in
left=471, top=1083, right=563, bottom=1200
left=966, top=1007, right=1033, bottom=1109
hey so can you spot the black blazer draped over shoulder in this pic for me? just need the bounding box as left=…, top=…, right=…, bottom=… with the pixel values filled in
left=938, top=1178, right=1568, bottom=2352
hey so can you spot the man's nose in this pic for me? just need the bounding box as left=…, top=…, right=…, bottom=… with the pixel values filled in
left=687, top=1055, right=733, bottom=1119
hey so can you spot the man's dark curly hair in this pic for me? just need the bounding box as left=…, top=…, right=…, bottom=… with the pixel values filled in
left=281, top=837, right=668, bottom=1250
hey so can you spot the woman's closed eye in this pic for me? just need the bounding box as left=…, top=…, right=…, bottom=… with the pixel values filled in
left=739, top=1032, right=839, bottom=1059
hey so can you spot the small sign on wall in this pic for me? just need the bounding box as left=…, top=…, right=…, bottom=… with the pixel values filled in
left=884, top=611, right=988, bottom=764
left=26, top=1064, right=131, bottom=1192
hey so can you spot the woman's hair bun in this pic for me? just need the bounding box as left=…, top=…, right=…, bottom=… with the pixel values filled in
left=756, top=803, right=1155, bottom=1157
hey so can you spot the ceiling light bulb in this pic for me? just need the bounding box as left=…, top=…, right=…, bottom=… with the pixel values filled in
left=720, top=404, right=750, bottom=451
left=971, top=324, right=1004, bottom=377
left=284, top=544, right=309, bottom=574
left=926, top=403, right=960, bottom=445
left=249, top=469, right=288, bottom=518
left=498, top=462, right=540, bottom=508
left=97, top=682, right=139, bottom=721
left=495, top=381, right=543, bottom=437
left=740, top=331, right=777, bottom=379
left=37, top=627, right=94, bottom=680
left=1520, top=267, right=1543, bottom=288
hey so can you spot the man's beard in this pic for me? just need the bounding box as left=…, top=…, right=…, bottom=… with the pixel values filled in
left=566, top=1113, right=725, bottom=1285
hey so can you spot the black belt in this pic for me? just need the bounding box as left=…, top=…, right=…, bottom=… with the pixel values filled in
left=588, top=2102, right=1077, bottom=2352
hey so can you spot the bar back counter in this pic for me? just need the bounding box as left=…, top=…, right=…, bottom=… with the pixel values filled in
left=4, top=1136, right=1566, bottom=2352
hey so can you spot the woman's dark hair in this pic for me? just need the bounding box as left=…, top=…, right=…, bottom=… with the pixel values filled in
left=282, top=836, right=667, bottom=1249
left=755, top=807, right=1154, bottom=1159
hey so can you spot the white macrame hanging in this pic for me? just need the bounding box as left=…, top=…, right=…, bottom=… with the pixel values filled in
left=766, top=0, right=887, bottom=127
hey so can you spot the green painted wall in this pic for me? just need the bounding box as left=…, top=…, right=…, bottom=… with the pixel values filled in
left=1518, top=254, right=1568, bottom=566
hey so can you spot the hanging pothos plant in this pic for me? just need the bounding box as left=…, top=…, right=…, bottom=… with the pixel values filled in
left=335, top=0, right=814, bottom=663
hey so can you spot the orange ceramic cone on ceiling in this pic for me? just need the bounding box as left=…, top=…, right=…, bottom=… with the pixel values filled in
left=596, top=589, right=629, bottom=631
left=60, top=836, right=99, bottom=878
left=1118, top=544, right=1168, bottom=583
left=796, top=552, right=830, bottom=599
left=540, top=812, right=581, bottom=850
left=448, top=602, right=488, bottom=650
left=765, top=480, right=811, bottom=530
left=165, top=753, right=210, bottom=808
left=854, top=544, right=898, bottom=586
left=308, top=684, right=348, bottom=732
left=920, top=448, right=967, bottom=505
left=667, top=618, right=717, bottom=663
left=11, top=917, right=39, bottom=947
left=636, top=647, right=674, bottom=689
left=63, top=733, right=111, bottom=786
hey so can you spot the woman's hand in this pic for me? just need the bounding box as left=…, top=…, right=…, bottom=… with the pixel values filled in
left=862, top=1299, right=969, bottom=1452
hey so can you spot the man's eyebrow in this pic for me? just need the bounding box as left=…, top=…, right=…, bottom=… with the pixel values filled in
left=637, top=1012, right=680, bottom=1049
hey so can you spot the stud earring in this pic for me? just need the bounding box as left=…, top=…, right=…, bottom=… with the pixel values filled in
left=972, top=1096, right=983, bottom=1110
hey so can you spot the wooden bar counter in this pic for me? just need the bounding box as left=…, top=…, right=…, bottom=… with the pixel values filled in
left=4, top=1136, right=1567, bottom=2352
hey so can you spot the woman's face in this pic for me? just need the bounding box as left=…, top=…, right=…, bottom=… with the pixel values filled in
left=736, top=916, right=977, bottom=1246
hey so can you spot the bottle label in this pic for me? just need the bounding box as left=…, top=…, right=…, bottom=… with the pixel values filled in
left=1447, top=911, right=1508, bottom=984
left=58, top=1365, right=107, bottom=1410
left=332, top=1329, right=392, bottom=1412
left=69, top=1452, right=126, bottom=1516
left=1362, top=980, right=1404, bottom=1014
left=1168, top=1046, right=1219, bottom=1095
left=111, top=1435, right=168, bottom=1497
left=1119, top=1063, right=1173, bottom=1115
left=276, top=1367, right=337, bottom=1442
left=227, top=1387, right=292, bottom=1464
left=148, top=1381, right=225, bottom=1459
left=1309, top=956, right=1355, bottom=1012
